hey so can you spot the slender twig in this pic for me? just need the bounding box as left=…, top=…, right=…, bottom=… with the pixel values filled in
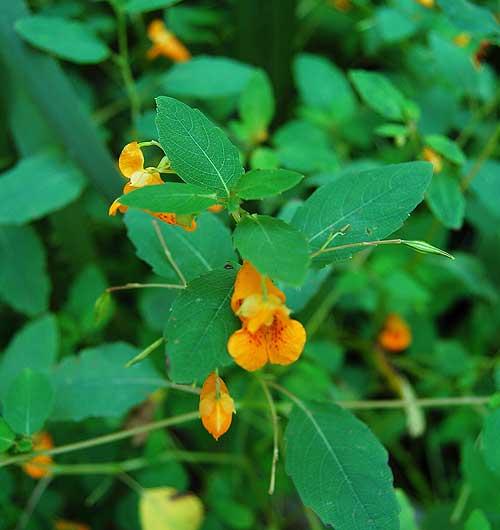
left=125, top=337, right=165, bottom=368
left=152, top=220, right=187, bottom=286
left=311, top=239, right=403, bottom=258
left=118, top=473, right=144, bottom=494
left=450, top=483, right=471, bottom=523
left=107, top=282, right=185, bottom=292
left=15, top=476, right=52, bottom=530
left=257, top=377, right=280, bottom=495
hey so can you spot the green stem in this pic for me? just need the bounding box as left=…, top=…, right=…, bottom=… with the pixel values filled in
left=125, top=337, right=165, bottom=368
left=107, top=282, right=185, bottom=292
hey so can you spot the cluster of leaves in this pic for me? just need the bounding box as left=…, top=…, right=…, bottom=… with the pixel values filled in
left=1, top=0, right=500, bottom=530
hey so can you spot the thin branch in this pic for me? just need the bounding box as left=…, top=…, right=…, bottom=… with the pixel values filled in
left=15, top=476, right=52, bottom=530
left=311, top=239, right=402, bottom=258
left=107, top=282, right=185, bottom=292
left=152, top=220, right=187, bottom=286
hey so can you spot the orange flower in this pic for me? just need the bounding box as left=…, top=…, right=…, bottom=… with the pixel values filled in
left=453, top=33, right=471, bottom=48
left=23, top=432, right=53, bottom=479
left=227, top=261, right=306, bottom=371
left=208, top=204, right=224, bottom=213
left=415, top=0, right=434, bottom=7
left=147, top=20, right=191, bottom=63
left=199, top=372, right=235, bottom=440
left=109, top=142, right=196, bottom=231
left=330, top=0, right=351, bottom=12
left=378, top=314, right=412, bottom=352
left=55, top=520, right=91, bottom=530
left=422, top=146, right=443, bottom=173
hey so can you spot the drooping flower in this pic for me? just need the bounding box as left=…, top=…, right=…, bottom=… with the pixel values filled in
left=199, top=372, right=235, bottom=440
left=422, top=146, right=443, bottom=173
left=378, top=314, right=412, bottom=352
left=54, top=520, right=91, bottom=530
left=23, top=432, right=54, bottom=479
left=147, top=20, right=191, bottom=63
left=109, top=142, right=196, bottom=231
left=227, top=261, right=306, bottom=371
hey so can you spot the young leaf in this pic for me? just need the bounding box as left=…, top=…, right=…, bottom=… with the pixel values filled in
left=482, top=408, right=500, bottom=476
left=0, top=314, right=58, bottom=401
left=349, top=70, right=407, bottom=121
left=15, top=15, right=110, bottom=64
left=470, top=160, right=500, bottom=219
left=235, top=169, right=303, bottom=199
left=2, top=369, right=54, bottom=435
left=0, top=418, right=15, bottom=452
left=465, top=510, right=492, bottom=530
left=292, top=162, right=433, bottom=266
left=424, top=135, right=466, bottom=165
left=233, top=215, right=310, bottom=286
left=426, top=174, right=465, bottom=229
left=119, top=183, right=218, bottom=214
left=125, top=210, right=237, bottom=282
left=164, top=269, right=239, bottom=383
left=125, top=0, right=183, bottom=14
left=285, top=401, right=400, bottom=530
left=0, top=225, right=50, bottom=316
left=156, top=96, right=244, bottom=196
left=437, top=0, right=500, bottom=37
left=395, top=490, right=418, bottom=530
left=51, top=343, right=164, bottom=421
left=0, top=151, right=85, bottom=225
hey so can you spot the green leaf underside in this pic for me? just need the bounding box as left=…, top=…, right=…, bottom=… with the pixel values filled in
left=119, top=183, right=218, bottom=214
left=0, top=418, right=15, bottom=452
left=165, top=269, right=239, bottom=383
left=233, top=215, right=310, bottom=286
left=156, top=96, right=243, bottom=196
left=15, top=15, right=110, bottom=64
left=125, top=210, right=237, bottom=282
left=0, top=151, right=85, bottom=225
left=236, top=169, right=303, bottom=199
left=426, top=174, right=465, bottom=230
left=2, top=369, right=54, bottom=435
left=51, top=343, right=163, bottom=421
left=292, top=162, right=433, bottom=266
left=285, top=401, right=400, bottom=530
left=0, top=225, right=50, bottom=316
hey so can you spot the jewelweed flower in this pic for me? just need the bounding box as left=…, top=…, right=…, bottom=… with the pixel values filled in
left=422, top=146, right=443, bottom=173
left=227, top=261, right=306, bottom=371
left=378, top=314, right=412, bottom=352
left=23, top=432, right=53, bottom=479
left=199, top=372, right=235, bottom=440
left=55, top=520, right=91, bottom=530
left=454, top=33, right=471, bottom=48
left=415, top=0, right=434, bottom=7
left=109, top=142, right=196, bottom=231
left=147, top=20, right=191, bottom=63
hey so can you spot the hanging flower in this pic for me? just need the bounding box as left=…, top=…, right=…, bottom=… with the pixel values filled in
left=422, top=146, right=443, bottom=173
left=23, top=432, right=54, bottom=479
left=227, top=261, right=306, bottom=371
left=147, top=20, right=191, bottom=63
left=109, top=142, right=196, bottom=231
left=199, top=372, right=235, bottom=440
left=378, top=314, right=412, bottom=352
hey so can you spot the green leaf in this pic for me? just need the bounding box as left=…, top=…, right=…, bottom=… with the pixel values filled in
left=402, top=240, right=454, bottom=260
left=395, top=490, right=418, bottom=530
left=51, top=343, right=164, bottom=421
left=235, top=169, right=303, bottom=200
left=155, top=96, right=243, bottom=196
left=424, top=135, right=466, bottom=165
left=0, top=151, right=85, bottom=225
left=470, top=160, right=500, bottom=219
left=162, top=56, right=255, bottom=99
left=426, top=174, right=465, bottom=229
left=292, top=162, right=433, bottom=265
left=0, top=314, right=58, bottom=401
left=0, top=225, right=50, bottom=316
left=165, top=268, right=239, bottom=383
left=465, top=510, right=492, bottom=530
left=349, top=70, right=407, bottom=121
left=239, top=69, right=275, bottom=140
left=0, top=418, right=15, bottom=452
left=15, top=15, right=110, bottom=64
left=375, top=124, right=409, bottom=139
left=437, top=0, right=500, bottom=37
left=285, top=401, right=399, bottom=530
left=125, top=0, right=183, bottom=14
left=482, top=408, right=500, bottom=476
left=375, top=8, right=417, bottom=43
left=294, top=54, right=356, bottom=122
left=233, top=215, right=310, bottom=286
left=2, top=369, right=54, bottom=435
left=125, top=210, right=237, bottom=282
left=119, top=183, right=218, bottom=214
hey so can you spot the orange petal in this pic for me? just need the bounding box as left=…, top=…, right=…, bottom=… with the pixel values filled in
left=267, top=312, right=306, bottom=366
left=23, top=455, right=53, bottom=479
left=147, top=19, right=168, bottom=42
left=200, top=371, right=230, bottom=397
left=231, top=261, right=285, bottom=313
left=208, top=204, right=224, bottom=213
left=119, top=141, right=144, bottom=178
left=160, top=36, right=191, bottom=63
left=199, top=372, right=235, bottom=440
left=227, top=327, right=269, bottom=371
left=378, top=314, right=412, bottom=352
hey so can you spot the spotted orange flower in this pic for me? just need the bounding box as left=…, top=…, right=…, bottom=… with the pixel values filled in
left=378, top=314, right=412, bottom=352
left=109, top=142, right=196, bottom=231
left=199, top=372, right=235, bottom=440
left=55, top=520, right=91, bottom=530
left=23, top=432, right=53, bottom=479
left=453, top=33, right=471, bottom=48
left=147, top=20, right=191, bottom=63
left=422, top=146, right=443, bottom=173
left=227, top=261, right=306, bottom=371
